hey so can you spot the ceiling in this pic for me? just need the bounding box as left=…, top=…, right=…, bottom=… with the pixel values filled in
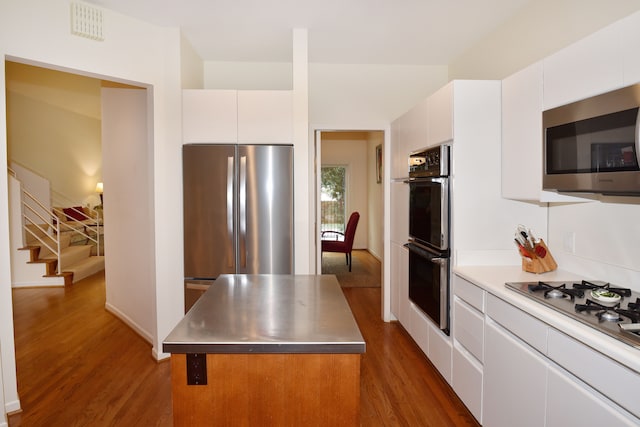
left=86, top=0, right=532, bottom=65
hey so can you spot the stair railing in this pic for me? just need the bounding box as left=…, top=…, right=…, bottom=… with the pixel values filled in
left=22, top=190, right=102, bottom=275
left=51, top=205, right=102, bottom=258
left=21, top=189, right=62, bottom=272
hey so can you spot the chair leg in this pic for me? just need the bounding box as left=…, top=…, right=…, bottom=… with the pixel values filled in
left=347, top=252, right=352, bottom=272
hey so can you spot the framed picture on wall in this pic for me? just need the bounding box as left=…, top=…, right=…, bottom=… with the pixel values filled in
left=375, top=144, right=382, bottom=183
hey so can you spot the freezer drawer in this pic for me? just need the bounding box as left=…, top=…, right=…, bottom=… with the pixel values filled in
left=185, top=280, right=211, bottom=313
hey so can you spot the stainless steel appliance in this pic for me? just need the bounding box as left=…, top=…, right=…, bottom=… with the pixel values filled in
left=404, top=145, right=451, bottom=334
left=543, top=83, right=640, bottom=195
left=183, top=144, right=294, bottom=312
left=506, top=280, right=640, bottom=348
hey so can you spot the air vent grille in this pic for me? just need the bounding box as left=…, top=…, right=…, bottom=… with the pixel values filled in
left=70, top=2, right=104, bottom=41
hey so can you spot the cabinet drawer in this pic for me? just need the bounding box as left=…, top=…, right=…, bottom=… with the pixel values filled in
left=452, top=344, right=483, bottom=423
left=453, top=297, right=484, bottom=362
left=486, top=294, right=548, bottom=354
left=453, top=274, right=485, bottom=312
left=547, top=364, right=639, bottom=427
left=428, top=320, right=452, bottom=384
left=547, top=329, right=640, bottom=419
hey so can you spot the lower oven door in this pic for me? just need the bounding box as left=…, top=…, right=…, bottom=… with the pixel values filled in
left=404, top=242, right=450, bottom=334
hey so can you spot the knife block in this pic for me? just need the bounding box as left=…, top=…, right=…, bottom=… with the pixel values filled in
left=521, top=240, right=558, bottom=274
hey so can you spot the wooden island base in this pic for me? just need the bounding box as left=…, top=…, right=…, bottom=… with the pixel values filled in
left=171, top=353, right=361, bottom=426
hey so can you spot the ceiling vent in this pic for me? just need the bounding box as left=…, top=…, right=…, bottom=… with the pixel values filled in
left=70, top=2, right=104, bottom=41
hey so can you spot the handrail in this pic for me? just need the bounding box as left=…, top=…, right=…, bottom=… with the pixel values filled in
left=52, top=206, right=102, bottom=256
left=21, top=188, right=102, bottom=275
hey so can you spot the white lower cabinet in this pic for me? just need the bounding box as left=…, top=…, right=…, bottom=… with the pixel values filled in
left=451, top=274, right=640, bottom=426
left=390, top=242, right=410, bottom=327
left=546, top=365, right=638, bottom=427
left=452, top=343, right=483, bottom=421
left=409, top=302, right=452, bottom=384
left=452, top=275, right=486, bottom=423
left=428, top=320, right=452, bottom=383
left=546, top=329, right=640, bottom=420
left=483, top=318, right=548, bottom=427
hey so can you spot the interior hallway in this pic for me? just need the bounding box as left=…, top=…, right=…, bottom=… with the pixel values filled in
left=9, top=271, right=477, bottom=426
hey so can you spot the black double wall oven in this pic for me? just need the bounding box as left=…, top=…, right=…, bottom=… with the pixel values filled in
left=404, top=145, right=451, bottom=334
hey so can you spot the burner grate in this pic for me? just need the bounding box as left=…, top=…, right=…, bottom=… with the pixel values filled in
left=572, top=280, right=632, bottom=297
left=528, top=281, right=584, bottom=300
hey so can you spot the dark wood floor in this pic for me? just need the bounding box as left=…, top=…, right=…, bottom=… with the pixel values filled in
left=9, top=271, right=478, bottom=426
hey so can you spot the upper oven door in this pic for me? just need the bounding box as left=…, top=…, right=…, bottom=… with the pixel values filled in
left=407, top=177, right=449, bottom=252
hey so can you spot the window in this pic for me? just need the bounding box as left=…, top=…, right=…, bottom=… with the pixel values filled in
left=321, top=166, right=346, bottom=236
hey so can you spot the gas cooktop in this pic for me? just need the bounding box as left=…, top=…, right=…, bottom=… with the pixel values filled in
left=506, top=280, right=640, bottom=349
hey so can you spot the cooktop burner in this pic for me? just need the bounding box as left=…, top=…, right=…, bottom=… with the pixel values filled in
left=506, top=280, right=640, bottom=348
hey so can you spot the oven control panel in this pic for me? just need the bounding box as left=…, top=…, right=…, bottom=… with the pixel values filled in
left=409, top=145, right=449, bottom=178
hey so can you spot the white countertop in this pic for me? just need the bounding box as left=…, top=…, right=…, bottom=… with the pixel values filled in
left=453, top=265, right=640, bottom=374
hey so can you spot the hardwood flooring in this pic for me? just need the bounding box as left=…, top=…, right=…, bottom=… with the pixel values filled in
left=9, top=271, right=479, bottom=426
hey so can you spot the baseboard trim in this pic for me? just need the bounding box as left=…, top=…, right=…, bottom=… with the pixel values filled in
left=11, top=281, right=64, bottom=288
left=104, top=303, right=154, bottom=345
left=5, top=399, right=21, bottom=418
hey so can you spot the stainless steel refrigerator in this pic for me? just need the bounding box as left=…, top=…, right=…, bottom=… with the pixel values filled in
left=183, top=144, right=294, bottom=312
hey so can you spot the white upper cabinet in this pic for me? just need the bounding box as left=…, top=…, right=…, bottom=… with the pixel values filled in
left=427, top=82, right=453, bottom=146
left=543, top=23, right=623, bottom=110
left=237, top=90, right=293, bottom=143
left=501, top=63, right=588, bottom=202
left=390, top=113, right=409, bottom=179
left=502, top=62, right=544, bottom=201
left=182, top=90, right=238, bottom=143
left=182, top=89, right=293, bottom=145
left=620, top=11, right=640, bottom=85
left=404, top=97, right=429, bottom=153
left=390, top=97, right=429, bottom=178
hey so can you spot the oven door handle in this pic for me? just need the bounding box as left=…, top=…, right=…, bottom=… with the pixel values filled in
left=404, top=242, right=446, bottom=262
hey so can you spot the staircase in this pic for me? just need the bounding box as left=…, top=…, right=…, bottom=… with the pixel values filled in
left=8, top=169, right=105, bottom=287
left=18, top=223, right=105, bottom=286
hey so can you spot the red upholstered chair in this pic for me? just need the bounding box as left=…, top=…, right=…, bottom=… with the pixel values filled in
left=321, top=212, right=360, bottom=272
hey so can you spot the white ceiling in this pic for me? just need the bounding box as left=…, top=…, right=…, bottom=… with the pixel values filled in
left=86, top=0, right=532, bottom=65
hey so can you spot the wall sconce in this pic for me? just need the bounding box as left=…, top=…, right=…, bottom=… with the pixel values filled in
left=95, top=182, right=104, bottom=205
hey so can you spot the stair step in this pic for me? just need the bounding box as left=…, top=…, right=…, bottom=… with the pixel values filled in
left=42, top=245, right=92, bottom=269
left=43, top=271, right=74, bottom=286
left=27, top=258, right=58, bottom=276
left=63, top=256, right=105, bottom=283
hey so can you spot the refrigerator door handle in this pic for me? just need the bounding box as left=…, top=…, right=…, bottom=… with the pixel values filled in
left=226, top=156, right=234, bottom=268
left=239, top=155, right=247, bottom=268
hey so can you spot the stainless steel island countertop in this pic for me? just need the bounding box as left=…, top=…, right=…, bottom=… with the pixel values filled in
left=162, top=274, right=366, bottom=354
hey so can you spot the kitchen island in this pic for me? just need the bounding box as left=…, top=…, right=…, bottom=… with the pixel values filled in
left=163, top=274, right=366, bottom=426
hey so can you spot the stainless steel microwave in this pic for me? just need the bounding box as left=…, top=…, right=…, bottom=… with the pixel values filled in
left=543, top=84, right=640, bottom=196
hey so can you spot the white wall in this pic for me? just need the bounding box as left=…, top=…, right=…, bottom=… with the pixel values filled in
left=449, top=0, right=640, bottom=80
left=205, top=61, right=293, bottom=90
left=6, top=62, right=103, bottom=207
left=180, top=34, right=204, bottom=89
left=204, top=61, right=449, bottom=126
left=102, top=87, right=156, bottom=344
left=310, top=63, right=448, bottom=126
left=0, top=0, right=185, bottom=414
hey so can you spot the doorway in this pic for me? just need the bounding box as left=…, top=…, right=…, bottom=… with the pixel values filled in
left=316, top=130, right=384, bottom=289
left=4, top=58, right=155, bottom=413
